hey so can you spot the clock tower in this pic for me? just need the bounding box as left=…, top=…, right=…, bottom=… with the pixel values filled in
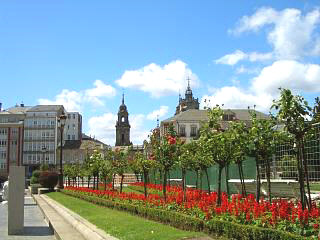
left=115, top=94, right=131, bottom=146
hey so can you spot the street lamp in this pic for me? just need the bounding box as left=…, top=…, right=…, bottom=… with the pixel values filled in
left=41, top=146, right=47, bottom=164
left=57, top=114, right=66, bottom=189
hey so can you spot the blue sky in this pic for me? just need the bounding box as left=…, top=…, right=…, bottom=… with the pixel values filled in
left=1, top=1, right=320, bottom=145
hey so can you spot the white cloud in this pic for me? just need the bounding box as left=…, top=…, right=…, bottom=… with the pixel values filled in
left=232, top=7, right=320, bottom=59
left=202, top=60, right=320, bottom=112
left=84, top=80, right=116, bottom=105
left=38, top=80, right=116, bottom=112
left=38, top=89, right=82, bottom=112
left=201, top=86, right=273, bottom=112
left=88, top=113, right=117, bottom=145
left=236, top=65, right=260, bottom=74
left=88, top=113, right=150, bottom=145
left=215, top=50, right=272, bottom=65
left=252, top=60, right=320, bottom=95
left=115, top=60, right=199, bottom=97
left=215, top=50, right=247, bottom=65
left=147, top=106, right=169, bottom=120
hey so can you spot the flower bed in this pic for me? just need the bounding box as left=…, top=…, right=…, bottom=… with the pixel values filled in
left=62, top=183, right=320, bottom=239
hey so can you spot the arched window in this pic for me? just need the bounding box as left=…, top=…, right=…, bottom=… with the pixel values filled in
left=121, top=117, right=125, bottom=122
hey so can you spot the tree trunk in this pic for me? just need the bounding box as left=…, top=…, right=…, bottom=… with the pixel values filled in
left=104, top=176, right=107, bottom=191
left=200, top=170, right=203, bottom=190
left=163, top=170, right=167, bottom=202
left=82, top=177, right=84, bottom=187
left=256, top=156, right=261, bottom=203
left=265, top=156, right=272, bottom=203
left=96, top=173, right=99, bottom=190
left=112, top=173, right=115, bottom=191
left=240, top=163, right=247, bottom=196
left=225, top=164, right=229, bottom=196
left=168, top=172, right=171, bottom=188
left=205, top=168, right=211, bottom=194
left=217, top=165, right=223, bottom=206
left=143, top=169, right=148, bottom=198
left=297, top=140, right=306, bottom=210
left=195, top=170, right=199, bottom=189
left=120, top=174, right=124, bottom=193
left=301, top=138, right=312, bottom=210
left=182, top=169, right=187, bottom=202
left=87, top=176, right=91, bottom=188
left=93, top=175, right=96, bottom=190
left=238, top=162, right=245, bottom=196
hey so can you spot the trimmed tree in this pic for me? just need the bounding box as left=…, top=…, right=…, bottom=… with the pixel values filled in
left=272, top=88, right=319, bottom=209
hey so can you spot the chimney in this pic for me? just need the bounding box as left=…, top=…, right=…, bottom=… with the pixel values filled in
left=0, top=102, right=2, bottom=111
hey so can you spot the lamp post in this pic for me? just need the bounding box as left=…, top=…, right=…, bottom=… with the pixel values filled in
left=58, top=114, right=66, bottom=189
left=41, top=146, right=47, bottom=165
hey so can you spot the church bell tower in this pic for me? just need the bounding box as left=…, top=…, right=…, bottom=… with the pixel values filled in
left=115, top=94, right=131, bottom=146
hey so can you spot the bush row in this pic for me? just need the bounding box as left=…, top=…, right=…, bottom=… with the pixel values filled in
left=61, top=189, right=306, bottom=240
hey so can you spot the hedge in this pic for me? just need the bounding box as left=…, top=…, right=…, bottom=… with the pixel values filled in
left=60, top=189, right=306, bottom=240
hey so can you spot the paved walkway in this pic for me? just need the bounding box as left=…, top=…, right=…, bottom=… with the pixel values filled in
left=0, top=190, right=55, bottom=240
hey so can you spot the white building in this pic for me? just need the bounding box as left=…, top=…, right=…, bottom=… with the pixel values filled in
left=65, top=112, right=82, bottom=141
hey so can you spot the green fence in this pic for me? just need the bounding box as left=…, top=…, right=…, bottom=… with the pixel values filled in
left=149, top=157, right=256, bottom=194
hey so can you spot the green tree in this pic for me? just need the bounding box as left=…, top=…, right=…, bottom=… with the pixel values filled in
left=272, top=88, right=319, bottom=209
left=154, top=124, right=178, bottom=201
left=228, top=121, right=250, bottom=196
left=199, top=106, right=228, bottom=204
left=248, top=110, right=284, bottom=203
left=113, top=149, right=128, bottom=193
left=178, top=141, right=198, bottom=201
left=89, top=149, right=104, bottom=190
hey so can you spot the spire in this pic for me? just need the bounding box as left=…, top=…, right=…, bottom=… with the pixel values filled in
left=157, top=115, right=159, bottom=128
left=122, top=93, right=124, bottom=105
left=187, top=76, right=191, bottom=90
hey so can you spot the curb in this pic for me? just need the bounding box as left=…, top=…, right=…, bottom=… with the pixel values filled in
left=34, top=193, right=118, bottom=240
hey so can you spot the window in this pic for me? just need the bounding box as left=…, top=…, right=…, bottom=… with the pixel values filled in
left=67, top=125, right=70, bottom=130
left=72, top=135, right=75, bottom=140
left=179, top=125, right=186, bottom=137
left=68, top=135, right=70, bottom=140
left=72, top=124, right=76, bottom=130
left=68, top=114, right=71, bottom=119
left=191, top=126, right=197, bottom=137
left=121, top=117, right=125, bottom=122
left=73, top=114, right=75, bottom=119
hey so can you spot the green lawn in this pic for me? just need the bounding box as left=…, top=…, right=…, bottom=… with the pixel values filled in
left=46, top=192, right=212, bottom=240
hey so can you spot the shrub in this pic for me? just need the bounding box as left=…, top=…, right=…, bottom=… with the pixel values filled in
left=30, top=170, right=41, bottom=184
left=39, top=171, right=58, bottom=189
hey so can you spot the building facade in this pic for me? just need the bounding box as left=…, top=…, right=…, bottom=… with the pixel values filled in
left=115, top=94, right=131, bottom=146
left=65, top=112, right=82, bottom=141
left=23, top=105, right=66, bottom=175
left=0, top=104, right=27, bottom=178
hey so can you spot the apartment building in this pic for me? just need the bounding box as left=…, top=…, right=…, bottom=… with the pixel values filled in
left=0, top=104, right=28, bottom=178
left=23, top=105, right=66, bottom=175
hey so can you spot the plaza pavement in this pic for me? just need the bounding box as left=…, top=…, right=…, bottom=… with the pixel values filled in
left=0, top=190, right=55, bottom=240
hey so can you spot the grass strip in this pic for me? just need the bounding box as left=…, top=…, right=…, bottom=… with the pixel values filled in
left=46, top=192, right=210, bottom=240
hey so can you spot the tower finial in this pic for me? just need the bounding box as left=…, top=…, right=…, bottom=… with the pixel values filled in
left=187, top=76, right=191, bottom=90
left=122, top=89, right=124, bottom=105
left=157, top=115, right=159, bottom=128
